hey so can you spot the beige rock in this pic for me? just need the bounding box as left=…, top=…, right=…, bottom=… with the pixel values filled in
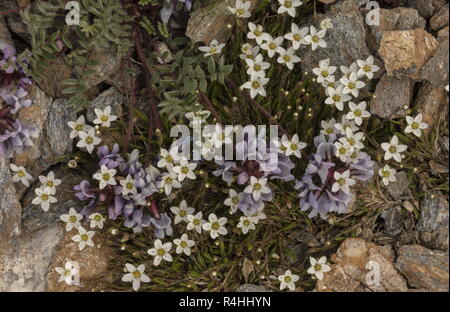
left=396, top=245, right=449, bottom=291
left=378, top=29, right=438, bottom=79
left=186, top=0, right=260, bottom=44
left=315, top=238, right=409, bottom=292
left=430, top=4, right=449, bottom=31
left=415, top=82, right=449, bottom=129
left=47, top=231, right=115, bottom=292
left=437, top=26, right=449, bottom=43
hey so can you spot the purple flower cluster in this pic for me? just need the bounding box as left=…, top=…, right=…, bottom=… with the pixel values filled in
left=213, top=129, right=295, bottom=215
left=74, top=145, right=173, bottom=237
left=160, top=0, right=193, bottom=24
left=0, top=40, right=37, bottom=158
left=295, top=134, right=374, bottom=218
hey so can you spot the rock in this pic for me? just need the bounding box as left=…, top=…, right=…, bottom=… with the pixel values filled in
left=406, top=0, right=435, bottom=19
left=420, top=39, right=449, bottom=90
left=15, top=86, right=76, bottom=185
left=186, top=0, right=260, bottom=44
left=84, top=48, right=123, bottom=91
left=415, top=82, right=449, bottom=129
left=301, top=0, right=380, bottom=80
left=0, top=17, right=12, bottom=43
left=370, top=74, right=413, bottom=119
left=386, top=171, right=409, bottom=199
left=437, top=26, right=449, bottom=43
left=396, top=245, right=448, bottom=291
left=235, top=284, right=272, bottom=292
left=416, top=191, right=449, bottom=251
left=86, top=87, right=125, bottom=123
left=381, top=205, right=407, bottom=236
left=0, top=0, right=29, bottom=43
left=430, top=4, right=449, bottom=31
left=368, top=7, right=426, bottom=53
left=315, top=238, right=408, bottom=292
left=432, top=0, right=448, bottom=12
left=0, top=167, right=85, bottom=291
left=0, top=158, right=21, bottom=254
left=378, top=29, right=438, bottom=79
left=47, top=231, right=115, bottom=292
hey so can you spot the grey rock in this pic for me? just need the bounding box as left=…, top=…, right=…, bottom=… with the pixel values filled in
left=386, top=171, right=409, bottom=200
left=432, top=0, right=448, bottom=12
left=86, top=87, right=125, bottom=123
left=430, top=3, right=449, bottom=31
left=0, top=17, right=12, bottom=43
left=370, top=74, right=413, bottom=119
left=0, top=0, right=29, bottom=43
left=235, top=284, right=272, bottom=292
left=420, top=39, right=450, bottom=90
left=301, top=1, right=379, bottom=81
left=396, top=245, right=449, bottom=291
left=286, top=243, right=307, bottom=265
left=416, top=191, right=449, bottom=251
left=406, top=0, right=435, bottom=18
left=415, top=81, right=449, bottom=129
left=381, top=205, right=407, bottom=236
left=437, top=26, right=449, bottom=43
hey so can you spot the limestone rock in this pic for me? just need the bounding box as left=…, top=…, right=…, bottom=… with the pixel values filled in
left=315, top=238, right=408, bottom=292
left=415, top=82, right=449, bottom=129
left=378, top=29, right=438, bottom=79
left=370, top=74, right=413, bottom=119
left=186, top=0, right=260, bottom=44
left=416, top=191, right=449, bottom=251
left=396, top=245, right=448, bottom=291
left=430, top=3, right=449, bottom=31
left=420, top=39, right=449, bottom=90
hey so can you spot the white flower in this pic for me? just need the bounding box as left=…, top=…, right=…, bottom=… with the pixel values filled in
left=93, top=165, right=117, bottom=189
left=260, top=35, right=284, bottom=57
left=147, top=239, right=172, bottom=266
left=10, top=163, right=32, bottom=187
left=121, top=263, right=151, bottom=291
left=334, top=115, right=359, bottom=135
left=346, top=101, right=371, bottom=126
left=241, top=76, right=269, bottom=99
left=237, top=216, right=257, bottom=234
left=320, top=118, right=337, bottom=137
left=304, top=26, right=327, bottom=51
left=340, top=62, right=359, bottom=79
left=356, top=55, right=380, bottom=80
left=283, top=134, right=306, bottom=158
left=334, top=141, right=354, bottom=163
left=224, top=189, right=243, bottom=214
left=228, top=0, right=251, bottom=18
left=244, top=176, right=271, bottom=201
left=157, top=147, right=180, bottom=169
left=381, top=135, right=408, bottom=163
left=378, top=164, right=397, bottom=186
left=445, top=85, right=449, bottom=92
left=274, top=134, right=290, bottom=154
left=71, top=226, right=95, bottom=251
left=185, top=110, right=211, bottom=128
left=67, top=115, right=90, bottom=139
left=77, top=127, right=101, bottom=154
left=325, top=85, right=351, bottom=111
left=204, top=123, right=233, bottom=148
left=245, top=53, right=270, bottom=79
left=405, top=114, right=428, bottom=137
left=199, top=39, right=225, bottom=57
left=340, top=72, right=366, bottom=98
left=339, top=128, right=365, bottom=150
left=307, top=256, right=331, bottom=280
left=32, top=187, right=57, bottom=211
left=320, top=18, right=333, bottom=30
left=332, top=170, right=356, bottom=194
left=202, top=213, right=228, bottom=239
left=93, top=106, right=117, bottom=128
left=38, top=170, right=62, bottom=192
left=312, top=58, right=337, bottom=84
left=277, top=0, right=303, bottom=17
left=277, top=47, right=301, bottom=70
left=160, top=172, right=182, bottom=195
left=55, top=262, right=79, bottom=285
left=284, top=23, right=309, bottom=50
left=172, top=157, right=197, bottom=182
left=120, top=175, right=137, bottom=196
left=170, top=200, right=195, bottom=224
left=239, top=43, right=260, bottom=61
left=278, top=270, right=299, bottom=291
left=244, top=203, right=267, bottom=222
left=173, top=233, right=195, bottom=256
left=60, top=207, right=82, bottom=232
left=187, top=211, right=205, bottom=234
left=247, top=22, right=271, bottom=45
left=89, top=213, right=105, bottom=229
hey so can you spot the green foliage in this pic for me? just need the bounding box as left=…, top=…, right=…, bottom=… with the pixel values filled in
left=20, top=0, right=133, bottom=109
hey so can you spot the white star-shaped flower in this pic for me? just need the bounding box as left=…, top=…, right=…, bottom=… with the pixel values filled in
left=241, top=76, right=269, bottom=99
left=283, top=134, right=306, bottom=158
left=320, top=118, right=338, bottom=137
left=277, top=0, right=303, bottom=17
left=378, top=164, right=397, bottom=186
left=277, top=47, right=301, bottom=70
left=224, top=189, right=243, bottom=214
left=199, top=39, right=225, bottom=57
left=244, top=176, right=271, bottom=201
left=356, top=55, right=380, bottom=80
left=247, top=22, right=271, bottom=45
left=284, top=23, right=309, bottom=50
left=186, top=211, right=205, bottom=234
left=121, top=263, right=151, bottom=291
left=71, top=226, right=95, bottom=251
left=10, top=163, right=32, bottom=187
left=55, top=261, right=79, bottom=285
left=202, top=213, right=228, bottom=239
left=260, top=35, right=284, bottom=57
left=89, top=212, right=105, bottom=229
left=381, top=135, right=408, bottom=163
left=173, top=233, right=195, bottom=256
left=147, top=239, right=172, bottom=266
left=312, top=58, right=337, bottom=84
left=332, top=170, right=356, bottom=194
left=405, top=114, right=428, bottom=137
left=172, top=157, right=197, bottom=182
left=170, top=200, right=195, bottom=224
left=278, top=270, right=299, bottom=291
left=160, top=172, right=182, bottom=195
left=60, top=207, right=83, bottom=232
left=93, top=106, right=118, bottom=128
left=67, top=115, right=90, bottom=139
left=245, top=53, right=270, bottom=79
left=340, top=72, right=366, bottom=98
left=307, top=256, right=331, bottom=280
left=304, top=25, right=327, bottom=51
left=157, top=147, right=180, bottom=169
left=346, top=101, right=371, bottom=126
left=38, top=170, right=62, bottom=192
left=32, top=186, right=57, bottom=211
left=93, top=165, right=117, bottom=189
left=120, top=174, right=137, bottom=196
left=237, top=216, right=257, bottom=234
left=228, top=0, right=251, bottom=19
left=77, top=127, right=102, bottom=154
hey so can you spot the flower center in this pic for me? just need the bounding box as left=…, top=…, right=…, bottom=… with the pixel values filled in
left=354, top=110, right=362, bottom=117
left=251, top=81, right=260, bottom=89
left=157, top=248, right=166, bottom=256
left=41, top=194, right=49, bottom=201
left=47, top=181, right=54, bottom=187
left=95, top=214, right=102, bottom=221
left=126, top=182, right=133, bottom=190
left=243, top=219, right=251, bottom=227
left=382, top=170, right=390, bottom=178
left=75, top=124, right=83, bottom=131
left=133, top=271, right=142, bottom=279
left=314, top=264, right=322, bottom=271
left=339, top=147, right=347, bottom=155
left=269, top=43, right=276, bottom=49
left=283, top=55, right=291, bottom=62
left=69, top=215, right=77, bottom=223
left=179, top=210, right=187, bottom=217
left=81, top=234, right=89, bottom=241
left=236, top=8, right=244, bottom=15
left=253, top=183, right=261, bottom=191
left=254, top=64, right=262, bottom=71
left=284, top=1, right=292, bottom=8
left=209, top=47, right=217, bottom=53
left=180, top=241, right=188, bottom=248
left=284, top=276, right=292, bottom=283
left=411, top=122, right=419, bottom=129
left=232, top=197, right=239, bottom=205
left=212, top=222, right=220, bottom=231
left=18, top=170, right=25, bottom=177
left=312, top=35, right=320, bottom=43
left=100, top=115, right=109, bottom=122
left=181, top=166, right=189, bottom=174
left=165, top=177, right=173, bottom=184
left=348, top=82, right=356, bottom=89
left=102, top=173, right=111, bottom=181
left=193, top=218, right=200, bottom=225
left=293, top=34, right=301, bottom=41
left=338, top=178, right=346, bottom=186
left=254, top=30, right=262, bottom=37
left=332, top=94, right=341, bottom=102
left=290, top=143, right=298, bottom=150
left=389, top=146, right=397, bottom=153
left=321, top=70, right=329, bottom=77
left=85, top=137, right=94, bottom=145
left=363, top=65, right=372, bottom=72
